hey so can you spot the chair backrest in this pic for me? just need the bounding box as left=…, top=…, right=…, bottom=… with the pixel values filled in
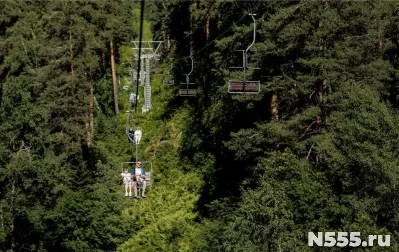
left=163, top=79, right=174, bottom=85
left=145, top=172, right=152, bottom=187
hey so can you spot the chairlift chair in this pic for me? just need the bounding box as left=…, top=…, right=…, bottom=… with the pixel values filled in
left=130, top=69, right=141, bottom=85
left=179, top=88, right=196, bottom=96
left=121, top=161, right=153, bottom=197
left=126, top=112, right=136, bottom=144
left=164, top=80, right=174, bottom=85
left=163, top=58, right=175, bottom=85
left=179, top=56, right=197, bottom=96
left=228, top=14, right=260, bottom=94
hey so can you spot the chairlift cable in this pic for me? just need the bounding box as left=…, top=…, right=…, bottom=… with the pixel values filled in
left=175, top=1, right=263, bottom=59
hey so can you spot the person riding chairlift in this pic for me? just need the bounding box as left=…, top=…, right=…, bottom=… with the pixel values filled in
left=128, top=128, right=135, bottom=144
left=129, top=92, right=136, bottom=109
left=131, top=161, right=147, bottom=198
left=134, top=128, right=142, bottom=145
left=121, top=168, right=132, bottom=197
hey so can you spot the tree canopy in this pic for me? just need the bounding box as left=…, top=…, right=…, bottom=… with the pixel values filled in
left=1, top=0, right=399, bottom=251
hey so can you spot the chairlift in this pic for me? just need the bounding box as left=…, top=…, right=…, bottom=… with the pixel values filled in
left=163, top=58, right=174, bottom=85
left=130, top=69, right=139, bottom=85
left=126, top=112, right=136, bottom=144
left=179, top=56, right=196, bottom=97
left=121, top=161, right=153, bottom=197
left=131, top=57, right=146, bottom=86
left=228, top=14, right=260, bottom=94
left=134, top=127, right=142, bottom=145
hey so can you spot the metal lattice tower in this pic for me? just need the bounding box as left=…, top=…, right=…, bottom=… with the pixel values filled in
left=131, top=41, right=162, bottom=113
left=143, top=57, right=151, bottom=112
left=140, top=58, right=145, bottom=86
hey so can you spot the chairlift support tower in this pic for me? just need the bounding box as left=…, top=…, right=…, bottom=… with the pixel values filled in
left=228, top=14, right=260, bottom=94
left=131, top=41, right=163, bottom=112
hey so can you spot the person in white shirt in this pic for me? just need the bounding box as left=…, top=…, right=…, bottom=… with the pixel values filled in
left=131, top=161, right=147, bottom=198
left=121, top=168, right=132, bottom=197
left=134, top=128, right=142, bottom=145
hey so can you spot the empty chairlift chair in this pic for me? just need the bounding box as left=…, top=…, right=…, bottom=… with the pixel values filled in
left=179, top=88, right=196, bottom=96
left=163, top=59, right=174, bottom=85
left=228, top=14, right=260, bottom=94
left=179, top=56, right=196, bottom=96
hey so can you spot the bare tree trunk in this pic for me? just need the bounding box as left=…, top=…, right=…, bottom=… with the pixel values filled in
left=162, top=2, right=171, bottom=53
left=378, top=19, right=382, bottom=57
left=68, top=22, right=78, bottom=122
left=315, top=0, right=329, bottom=133
left=271, top=92, right=278, bottom=120
left=110, top=39, right=119, bottom=114
left=10, top=178, right=15, bottom=252
left=322, top=0, right=328, bottom=104
left=163, top=31, right=168, bottom=53
left=1, top=202, right=3, bottom=229
left=206, top=16, right=210, bottom=41
left=68, top=25, right=75, bottom=90
left=318, top=0, right=328, bottom=105
left=86, top=71, right=94, bottom=147
left=167, top=35, right=171, bottom=52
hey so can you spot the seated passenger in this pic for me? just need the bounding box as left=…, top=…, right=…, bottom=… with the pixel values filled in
left=121, top=168, right=132, bottom=197
left=131, top=161, right=146, bottom=198
left=129, top=92, right=136, bottom=109
left=134, top=128, right=142, bottom=145
left=128, top=128, right=135, bottom=144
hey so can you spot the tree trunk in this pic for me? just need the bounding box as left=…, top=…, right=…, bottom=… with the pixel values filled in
left=162, top=31, right=167, bottom=52
left=322, top=0, right=328, bottom=104
left=10, top=179, right=15, bottom=252
left=162, top=2, right=171, bottom=53
left=68, top=22, right=78, bottom=122
left=315, top=0, right=328, bottom=133
left=378, top=19, right=382, bottom=57
left=318, top=0, right=328, bottom=105
left=86, top=71, right=94, bottom=147
left=110, top=39, right=119, bottom=114
left=167, top=34, right=171, bottom=52
left=68, top=25, right=75, bottom=90
left=271, top=92, right=278, bottom=120
left=206, top=16, right=210, bottom=41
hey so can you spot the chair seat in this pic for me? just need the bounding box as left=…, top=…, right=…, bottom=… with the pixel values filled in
left=179, top=89, right=196, bottom=96
left=229, top=81, right=260, bottom=93
left=163, top=80, right=174, bottom=85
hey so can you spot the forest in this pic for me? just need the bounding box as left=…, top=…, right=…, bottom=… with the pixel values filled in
left=1, top=0, right=399, bottom=251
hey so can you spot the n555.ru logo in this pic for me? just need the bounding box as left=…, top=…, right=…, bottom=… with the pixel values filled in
left=308, top=232, right=390, bottom=247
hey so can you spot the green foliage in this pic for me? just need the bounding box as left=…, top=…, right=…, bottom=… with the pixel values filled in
left=0, top=0, right=134, bottom=250
left=206, top=151, right=335, bottom=251
left=132, top=6, right=152, bottom=41
left=46, top=188, right=133, bottom=251
left=318, top=85, right=399, bottom=230
left=116, top=69, right=208, bottom=251
left=3, top=0, right=399, bottom=251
